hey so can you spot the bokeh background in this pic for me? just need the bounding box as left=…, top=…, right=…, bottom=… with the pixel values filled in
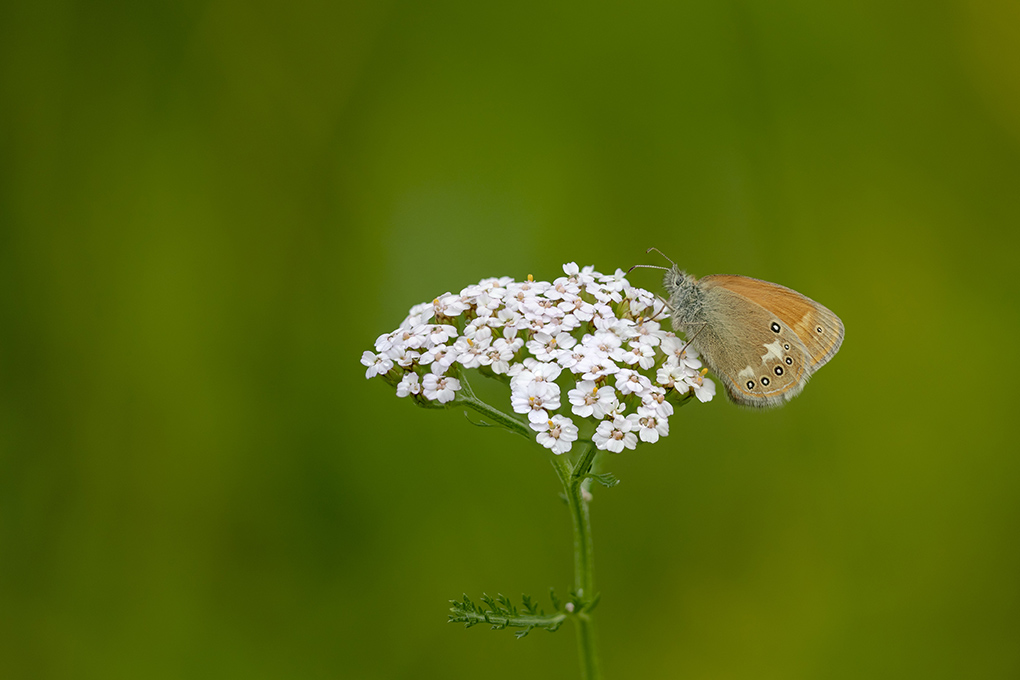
left=2, top=1, right=1019, bottom=678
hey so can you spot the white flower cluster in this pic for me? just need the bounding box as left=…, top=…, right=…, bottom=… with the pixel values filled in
left=361, top=263, right=715, bottom=455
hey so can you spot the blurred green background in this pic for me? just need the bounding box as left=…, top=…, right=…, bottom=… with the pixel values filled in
left=2, top=1, right=1019, bottom=678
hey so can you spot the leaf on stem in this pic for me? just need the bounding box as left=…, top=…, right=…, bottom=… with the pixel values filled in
left=448, top=592, right=566, bottom=638
left=587, top=472, right=620, bottom=488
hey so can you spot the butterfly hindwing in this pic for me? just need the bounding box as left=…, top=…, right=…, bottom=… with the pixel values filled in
left=682, top=282, right=811, bottom=407
left=702, top=275, right=844, bottom=373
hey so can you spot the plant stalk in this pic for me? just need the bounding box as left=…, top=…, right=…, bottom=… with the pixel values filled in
left=457, top=371, right=602, bottom=678
left=553, top=446, right=602, bottom=680
left=454, top=377, right=532, bottom=439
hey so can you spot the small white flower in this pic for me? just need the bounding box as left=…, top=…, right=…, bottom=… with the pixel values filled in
left=527, top=331, right=577, bottom=362
left=400, top=325, right=430, bottom=350
left=504, top=278, right=549, bottom=313
left=522, top=296, right=565, bottom=326
left=687, top=368, right=716, bottom=403
left=655, top=364, right=679, bottom=389
left=361, top=350, right=393, bottom=378
left=530, top=415, right=578, bottom=454
left=472, top=291, right=502, bottom=317
left=454, top=326, right=493, bottom=369
left=558, top=296, right=598, bottom=324
left=433, top=292, right=470, bottom=318
left=390, top=346, right=421, bottom=368
left=456, top=283, right=485, bottom=303
left=568, top=381, right=617, bottom=418
left=374, top=330, right=400, bottom=354
left=453, top=343, right=487, bottom=369
left=588, top=331, right=627, bottom=362
left=426, top=324, right=458, bottom=347
left=605, top=317, right=639, bottom=342
left=577, top=350, right=619, bottom=382
left=603, top=397, right=628, bottom=420
left=590, top=301, right=616, bottom=324
left=588, top=280, right=623, bottom=305
left=511, top=358, right=563, bottom=390
left=616, top=368, right=653, bottom=396
left=599, top=268, right=629, bottom=294
left=396, top=372, right=422, bottom=397
left=591, top=312, right=618, bottom=333
left=401, top=302, right=434, bottom=328
left=556, top=346, right=588, bottom=371
left=420, top=345, right=459, bottom=374
left=661, top=334, right=703, bottom=371
left=630, top=318, right=664, bottom=347
left=465, top=316, right=490, bottom=333
left=642, top=386, right=674, bottom=419
left=545, top=275, right=581, bottom=301
left=511, top=276, right=551, bottom=296
left=422, top=373, right=461, bottom=403
left=569, top=263, right=599, bottom=289
left=625, top=286, right=659, bottom=316
left=621, top=342, right=657, bottom=369
left=593, top=416, right=638, bottom=453
left=510, top=380, right=562, bottom=423
left=480, top=337, right=520, bottom=374
left=556, top=313, right=582, bottom=333
left=472, top=277, right=512, bottom=296
left=666, top=362, right=697, bottom=384
left=492, top=308, right=525, bottom=340
left=580, top=359, right=619, bottom=383
left=628, top=410, right=669, bottom=443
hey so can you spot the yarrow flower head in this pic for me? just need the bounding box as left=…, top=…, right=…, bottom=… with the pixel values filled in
left=362, top=262, right=715, bottom=455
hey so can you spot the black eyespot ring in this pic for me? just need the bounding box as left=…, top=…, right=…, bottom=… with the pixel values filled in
left=774, top=366, right=783, bottom=376
left=746, top=380, right=755, bottom=390
left=761, top=377, right=771, bottom=386
left=783, top=343, right=790, bottom=351
left=785, top=357, right=793, bottom=365
left=770, top=322, right=781, bottom=333
left=816, top=326, right=823, bottom=333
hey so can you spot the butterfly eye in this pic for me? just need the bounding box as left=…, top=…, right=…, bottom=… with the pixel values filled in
left=774, top=366, right=784, bottom=376
left=761, top=377, right=771, bottom=386
left=745, top=380, right=755, bottom=390
left=770, top=322, right=781, bottom=333
left=785, top=357, right=793, bottom=365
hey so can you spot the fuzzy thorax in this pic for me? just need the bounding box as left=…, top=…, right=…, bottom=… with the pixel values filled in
left=662, top=267, right=705, bottom=327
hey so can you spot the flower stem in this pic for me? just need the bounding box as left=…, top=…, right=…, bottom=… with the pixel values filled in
left=553, top=445, right=602, bottom=680
left=453, top=374, right=532, bottom=439
left=457, top=371, right=602, bottom=677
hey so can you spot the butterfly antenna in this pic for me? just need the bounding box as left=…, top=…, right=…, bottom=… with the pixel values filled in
left=627, top=263, right=668, bottom=274
left=645, top=247, right=677, bottom=267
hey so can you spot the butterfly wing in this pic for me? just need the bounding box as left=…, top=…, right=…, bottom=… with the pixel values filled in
left=681, top=282, right=812, bottom=407
left=702, top=275, right=844, bottom=373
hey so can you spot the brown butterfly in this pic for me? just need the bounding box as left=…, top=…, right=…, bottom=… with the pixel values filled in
left=636, top=250, right=844, bottom=407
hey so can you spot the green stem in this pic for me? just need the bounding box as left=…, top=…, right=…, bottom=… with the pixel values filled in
left=454, top=374, right=532, bottom=439
left=553, top=444, right=602, bottom=680
left=456, top=371, right=602, bottom=677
